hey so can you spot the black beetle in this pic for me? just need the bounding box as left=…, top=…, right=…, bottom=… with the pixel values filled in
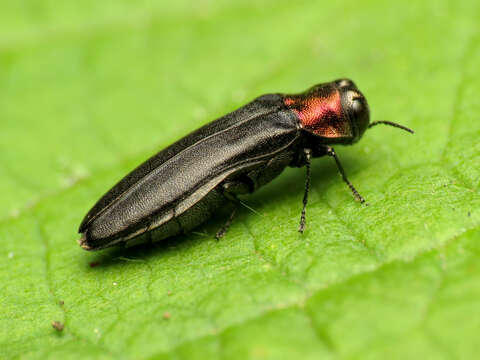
left=78, top=79, right=413, bottom=250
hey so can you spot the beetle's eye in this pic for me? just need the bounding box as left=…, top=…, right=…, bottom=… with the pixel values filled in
left=352, top=98, right=363, bottom=114
left=336, top=79, right=356, bottom=88
left=347, top=94, right=370, bottom=141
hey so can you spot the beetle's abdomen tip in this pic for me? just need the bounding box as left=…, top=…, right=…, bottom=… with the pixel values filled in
left=78, top=233, right=94, bottom=251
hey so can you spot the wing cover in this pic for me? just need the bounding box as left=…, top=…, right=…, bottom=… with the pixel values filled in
left=80, top=94, right=299, bottom=241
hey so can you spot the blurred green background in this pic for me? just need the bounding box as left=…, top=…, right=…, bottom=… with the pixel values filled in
left=1, top=1, right=479, bottom=359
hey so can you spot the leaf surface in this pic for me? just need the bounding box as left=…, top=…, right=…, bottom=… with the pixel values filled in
left=1, top=1, right=479, bottom=359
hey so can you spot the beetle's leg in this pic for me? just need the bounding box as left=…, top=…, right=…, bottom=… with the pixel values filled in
left=215, top=207, right=237, bottom=240
left=214, top=181, right=246, bottom=240
left=325, top=146, right=366, bottom=204
left=298, top=148, right=312, bottom=233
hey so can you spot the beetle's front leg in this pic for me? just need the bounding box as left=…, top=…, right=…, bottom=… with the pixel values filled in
left=324, top=146, right=366, bottom=204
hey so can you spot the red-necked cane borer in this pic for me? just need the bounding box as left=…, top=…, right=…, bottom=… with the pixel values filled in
left=78, top=79, right=413, bottom=250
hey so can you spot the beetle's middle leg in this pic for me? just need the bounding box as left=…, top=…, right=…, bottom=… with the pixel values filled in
left=298, top=148, right=312, bottom=233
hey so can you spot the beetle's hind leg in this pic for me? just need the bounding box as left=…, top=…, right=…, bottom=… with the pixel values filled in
left=214, top=180, right=249, bottom=240
left=215, top=207, right=237, bottom=240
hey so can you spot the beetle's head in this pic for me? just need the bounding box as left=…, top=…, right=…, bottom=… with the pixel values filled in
left=284, top=79, right=413, bottom=145
left=335, top=79, right=370, bottom=143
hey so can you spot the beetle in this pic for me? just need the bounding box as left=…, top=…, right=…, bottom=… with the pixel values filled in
left=78, top=79, right=413, bottom=250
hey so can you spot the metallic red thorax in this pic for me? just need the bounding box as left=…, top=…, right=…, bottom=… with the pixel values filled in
left=283, top=84, right=350, bottom=139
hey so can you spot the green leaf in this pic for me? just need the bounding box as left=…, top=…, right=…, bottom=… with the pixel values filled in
left=1, top=1, right=479, bottom=359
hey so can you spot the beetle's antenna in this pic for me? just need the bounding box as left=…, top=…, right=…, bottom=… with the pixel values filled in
left=238, top=199, right=263, bottom=217
left=369, top=121, right=414, bottom=134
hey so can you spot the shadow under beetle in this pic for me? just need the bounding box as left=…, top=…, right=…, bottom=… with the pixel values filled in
left=78, top=79, right=413, bottom=250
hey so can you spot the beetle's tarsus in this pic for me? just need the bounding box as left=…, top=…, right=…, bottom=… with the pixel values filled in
left=351, top=185, right=365, bottom=203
